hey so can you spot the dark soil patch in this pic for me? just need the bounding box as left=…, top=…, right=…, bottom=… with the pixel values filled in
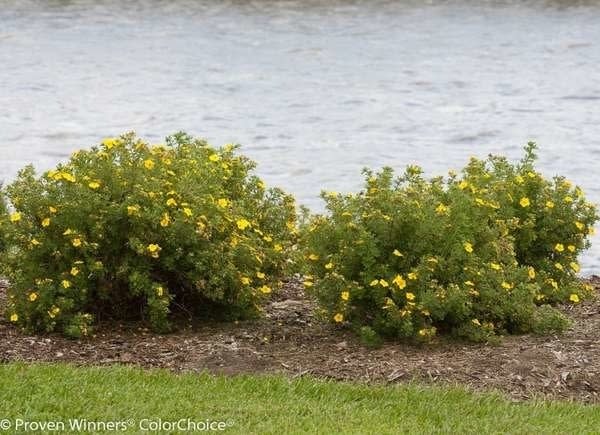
left=1, top=277, right=599, bottom=403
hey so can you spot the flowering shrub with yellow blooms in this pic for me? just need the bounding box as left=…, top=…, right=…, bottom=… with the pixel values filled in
left=0, top=132, right=296, bottom=337
left=456, top=143, right=597, bottom=303
left=301, top=144, right=597, bottom=343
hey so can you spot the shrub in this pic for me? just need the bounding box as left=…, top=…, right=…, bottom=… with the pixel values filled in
left=1, top=132, right=296, bottom=337
left=458, top=143, right=597, bottom=302
left=301, top=144, right=597, bottom=343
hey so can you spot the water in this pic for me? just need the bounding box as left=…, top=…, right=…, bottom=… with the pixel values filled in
left=1, top=0, right=599, bottom=274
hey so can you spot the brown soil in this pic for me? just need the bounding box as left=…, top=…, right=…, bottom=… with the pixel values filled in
left=1, top=277, right=599, bottom=403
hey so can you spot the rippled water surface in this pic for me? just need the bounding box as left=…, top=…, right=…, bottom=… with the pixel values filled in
left=1, top=0, right=599, bottom=273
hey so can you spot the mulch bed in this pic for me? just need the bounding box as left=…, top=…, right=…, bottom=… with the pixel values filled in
left=1, top=276, right=599, bottom=403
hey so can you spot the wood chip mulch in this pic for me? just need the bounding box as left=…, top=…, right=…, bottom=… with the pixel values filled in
left=1, top=276, right=599, bottom=403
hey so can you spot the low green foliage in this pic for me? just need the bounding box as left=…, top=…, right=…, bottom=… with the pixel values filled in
left=0, top=363, right=598, bottom=435
left=301, top=144, right=598, bottom=342
left=0, top=133, right=296, bottom=337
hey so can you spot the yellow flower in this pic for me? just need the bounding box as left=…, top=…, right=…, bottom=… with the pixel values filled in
left=490, top=263, right=501, bottom=271
left=569, top=294, right=580, bottom=303
left=256, top=271, right=265, bottom=279
left=392, top=249, right=403, bottom=257
left=528, top=267, right=536, bottom=279
left=61, top=280, right=71, bottom=288
left=435, top=203, right=448, bottom=215
left=464, top=280, right=475, bottom=287
left=567, top=245, right=576, bottom=253
left=10, top=212, right=21, bottom=222
left=575, top=221, right=585, bottom=231
left=308, top=254, right=319, bottom=261
left=166, top=198, right=177, bottom=207
left=63, top=228, right=74, bottom=235
left=144, top=159, right=155, bottom=170
left=274, top=244, right=283, bottom=252
left=341, top=291, right=350, bottom=301
left=471, top=318, right=481, bottom=326
left=548, top=279, right=559, bottom=290
left=406, top=292, right=416, bottom=301
left=501, top=281, right=513, bottom=290
left=570, top=262, right=580, bottom=273
left=10, top=313, right=19, bottom=322
left=147, top=244, right=161, bottom=258
left=28, top=292, right=38, bottom=302
left=564, top=196, right=573, bottom=203
left=208, top=154, right=220, bottom=162
left=49, top=206, right=57, bottom=213
left=61, top=172, right=76, bottom=183
left=156, top=286, right=164, bottom=297
left=217, top=198, right=229, bottom=208
left=554, top=243, right=564, bottom=252
left=370, top=279, right=379, bottom=287
left=102, top=138, right=117, bottom=148
left=31, top=238, right=41, bottom=246
left=325, top=262, right=334, bottom=270
left=70, top=267, right=79, bottom=276
left=241, top=277, right=251, bottom=285
left=515, top=175, right=524, bottom=184
left=554, top=263, right=564, bottom=271
left=458, top=180, right=469, bottom=190
left=160, top=213, right=171, bottom=227
left=545, top=201, right=554, bottom=209
left=333, top=313, right=344, bottom=323
left=127, top=205, right=139, bottom=216
left=519, top=197, right=530, bottom=208
left=236, top=219, right=251, bottom=230
left=303, top=281, right=313, bottom=288
left=463, top=242, right=473, bottom=253
left=48, top=306, right=60, bottom=318
left=72, top=238, right=82, bottom=247
left=88, top=181, right=101, bottom=189
left=41, top=217, right=51, bottom=227
left=392, top=274, right=407, bottom=289
left=379, top=279, right=389, bottom=288
left=259, top=285, right=271, bottom=294
left=408, top=272, right=418, bottom=280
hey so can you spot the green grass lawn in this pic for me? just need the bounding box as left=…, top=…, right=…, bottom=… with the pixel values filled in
left=0, top=363, right=598, bottom=434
